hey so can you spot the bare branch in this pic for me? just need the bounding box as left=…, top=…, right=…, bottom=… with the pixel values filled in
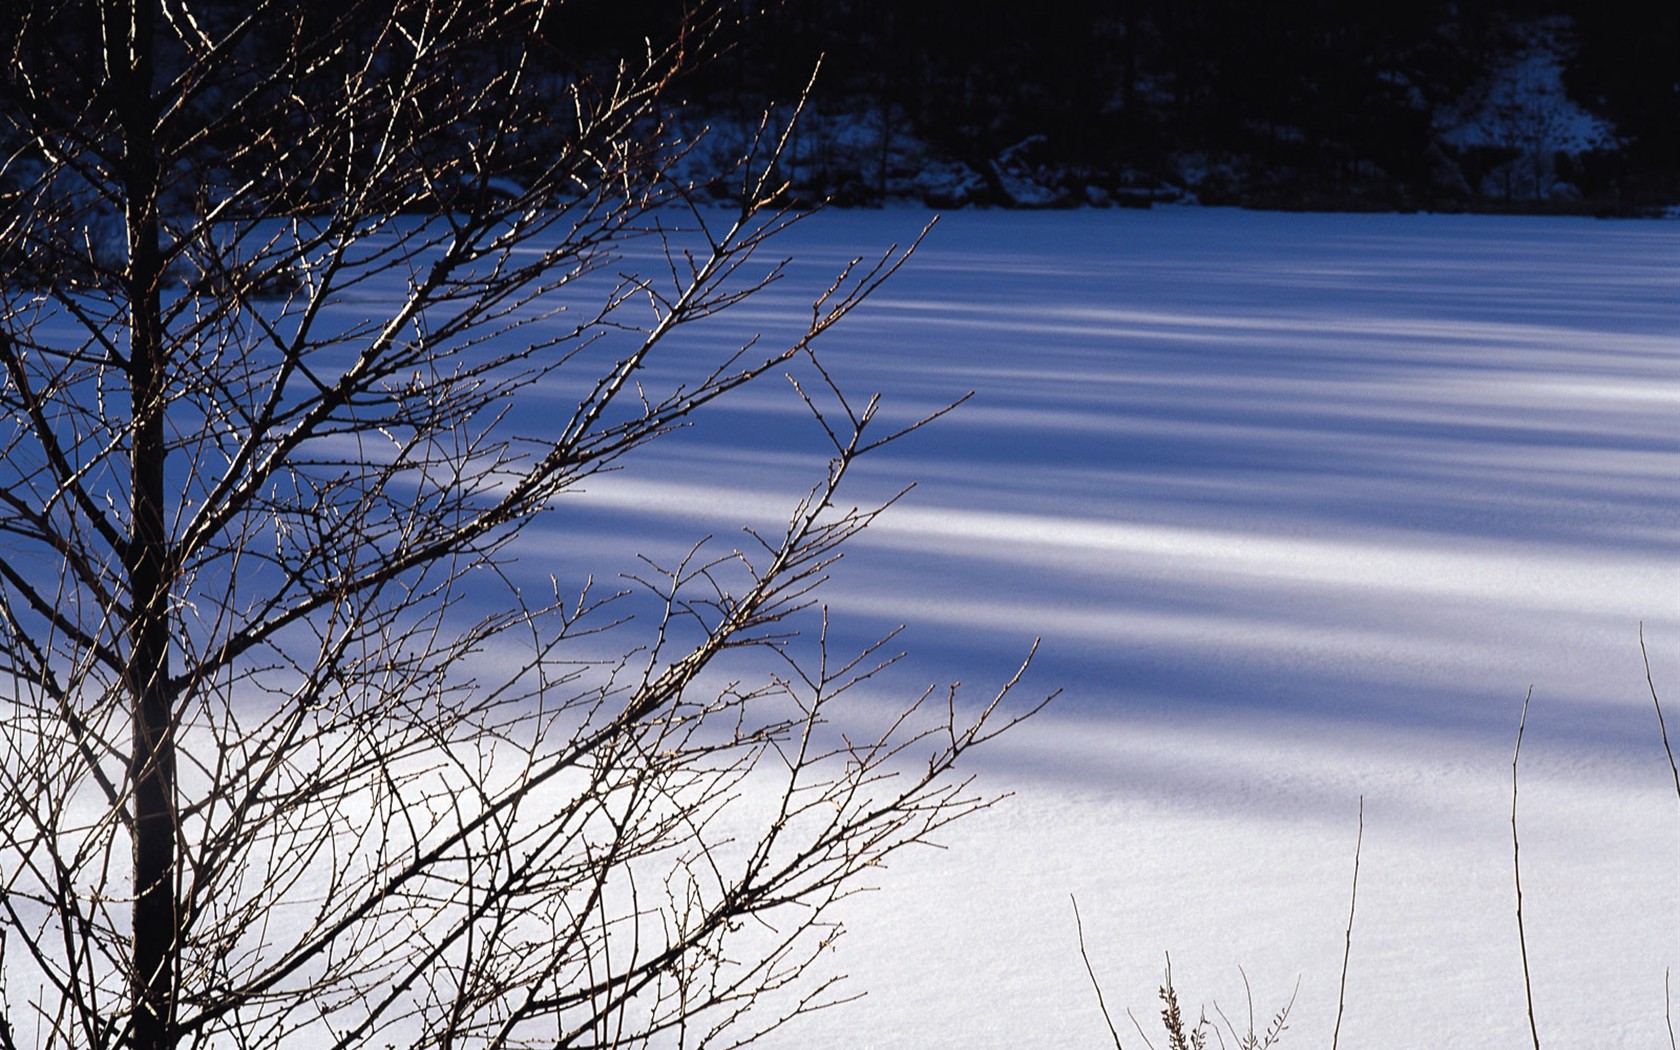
left=0, top=4, right=1041, bottom=1048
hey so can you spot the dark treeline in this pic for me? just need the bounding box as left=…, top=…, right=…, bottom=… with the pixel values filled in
left=5, top=0, right=1675, bottom=214
left=665, top=0, right=1677, bottom=212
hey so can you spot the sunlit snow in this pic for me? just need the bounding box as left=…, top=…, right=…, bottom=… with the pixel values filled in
left=551, top=206, right=1678, bottom=1048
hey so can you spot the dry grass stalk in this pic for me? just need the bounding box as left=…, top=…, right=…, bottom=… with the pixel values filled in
left=1512, top=686, right=1542, bottom=1050
left=1331, top=796, right=1363, bottom=1050
left=1073, top=895, right=1127, bottom=1050
left=1640, top=624, right=1680, bottom=805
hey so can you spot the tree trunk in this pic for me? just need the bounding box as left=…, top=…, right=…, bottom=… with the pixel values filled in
left=111, top=2, right=177, bottom=1049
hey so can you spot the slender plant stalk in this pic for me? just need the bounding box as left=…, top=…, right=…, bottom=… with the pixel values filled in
left=1640, top=624, right=1680, bottom=805
left=1332, top=795, right=1363, bottom=1050
left=1072, top=896, right=1126, bottom=1050
left=1655, top=621, right=1679, bottom=1050
left=1512, top=686, right=1541, bottom=1050
left=1667, top=968, right=1677, bottom=1050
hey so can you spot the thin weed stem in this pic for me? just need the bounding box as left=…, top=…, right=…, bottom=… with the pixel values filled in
left=1332, top=795, right=1363, bottom=1050
left=1073, top=895, right=1126, bottom=1050
left=1640, top=624, right=1680, bottom=805
left=1512, top=686, right=1541, bottom=1050
left=1667, top=968, right=1677, bottom=1050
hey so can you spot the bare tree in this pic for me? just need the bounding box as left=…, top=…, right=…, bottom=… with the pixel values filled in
left=0, top=2, right=1041, bottom=1048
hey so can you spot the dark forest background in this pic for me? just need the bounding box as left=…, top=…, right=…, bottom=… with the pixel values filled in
left=5, top=0, right=1675, bottom=215
left=559, top=0, right=1678, bottom=213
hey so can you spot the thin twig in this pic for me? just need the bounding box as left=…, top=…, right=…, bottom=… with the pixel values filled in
left=1072, top=895, right=1126, bottom=1050
left=1666, top=968, right=1677, bottom=1050
left=1640, top=623, right=1680, bottom=805
left=1636, top=624, right=1676, bottom=1050
left=1331, top=795, right=1363, bottom=1050
left=1126, top=1007, right=1159, bottom=1050
left=1512, top=686, right=1541, bottom=1050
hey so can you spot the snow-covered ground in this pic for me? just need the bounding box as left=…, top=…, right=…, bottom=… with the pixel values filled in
left=562, top=207, right=1679, bottom=1047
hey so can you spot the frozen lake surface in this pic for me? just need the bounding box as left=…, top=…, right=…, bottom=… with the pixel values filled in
left=562, top=207, right=1679, bottom=1048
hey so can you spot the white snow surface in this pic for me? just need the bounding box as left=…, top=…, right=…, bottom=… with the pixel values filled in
left=552, top=207, right=1679, bottom=1048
